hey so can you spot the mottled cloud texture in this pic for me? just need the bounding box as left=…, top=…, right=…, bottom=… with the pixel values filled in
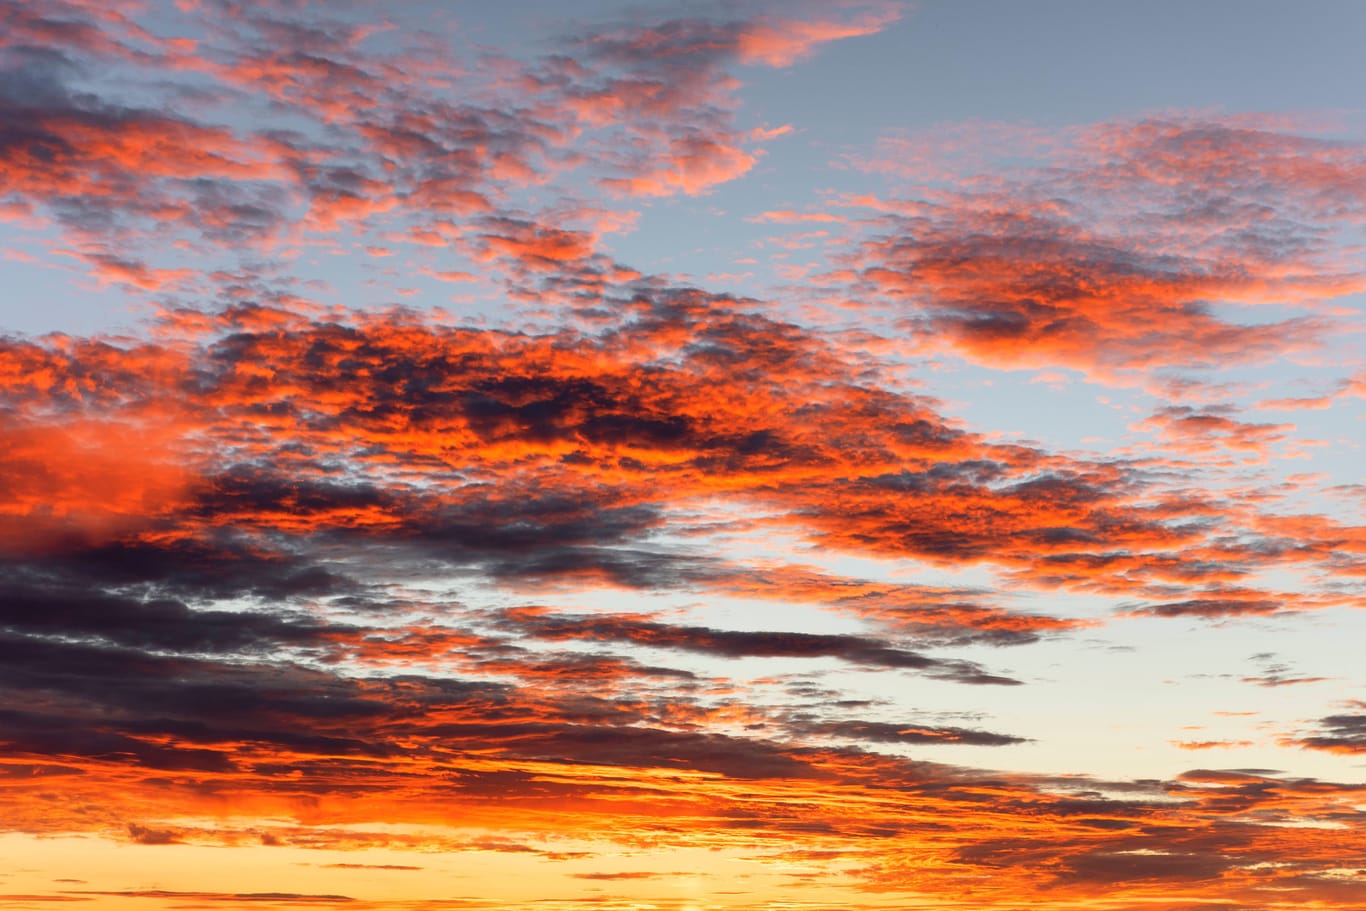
left=1, top=2, right=1364, bottom=910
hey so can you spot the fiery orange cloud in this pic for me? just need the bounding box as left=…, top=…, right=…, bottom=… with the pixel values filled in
left=698, top=561, right=1089, bottom=644
left=847, top=117, right=1366, bottom=378
left=5, top=725, right=1364, bottom=910
left=475, top=219, right=599, bottom=268
left=0, top=417, right=195, bottom=554
left=2, top=4, right=1364, bottom=910
left=2, top=292, right=1356, bottom=621
left=1131, top=405, right=1296, bottom=458
left=1, top=307, right=1362, bottom=905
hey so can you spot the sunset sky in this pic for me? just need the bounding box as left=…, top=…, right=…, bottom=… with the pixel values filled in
left=2, top=1, right=1365, bottom=909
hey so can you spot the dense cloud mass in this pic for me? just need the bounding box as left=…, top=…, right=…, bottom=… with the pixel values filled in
left=1, top=1, right=1364, bottom=910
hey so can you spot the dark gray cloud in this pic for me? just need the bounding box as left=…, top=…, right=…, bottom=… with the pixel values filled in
left=496, top=608, right=1022, bottom=685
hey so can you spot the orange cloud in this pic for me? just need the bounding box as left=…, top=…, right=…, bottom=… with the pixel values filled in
left=600, top=134, right=758, bottom=198
left=0, top=412, right=196, bottom=555
left=849, top=117, right=1366, bottom=378
left=2, top=6, right=1364, bottom=908
left=735, top=9, right=902, bottom=67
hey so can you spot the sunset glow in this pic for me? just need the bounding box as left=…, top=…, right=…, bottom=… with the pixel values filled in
left=1, top=2, right=1364, bottom=909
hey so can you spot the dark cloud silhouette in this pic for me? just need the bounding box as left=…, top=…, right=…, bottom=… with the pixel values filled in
left=1287, top=707, right=1366, bottom=755
left=497, top=607, right=1022, bottom=685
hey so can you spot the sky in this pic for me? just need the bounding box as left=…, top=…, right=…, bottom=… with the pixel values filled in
left=1, top=1, right=1365, bottom=909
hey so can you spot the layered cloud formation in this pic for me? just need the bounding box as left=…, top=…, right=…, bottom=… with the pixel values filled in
left=1, top=2, right=1364, bottom=910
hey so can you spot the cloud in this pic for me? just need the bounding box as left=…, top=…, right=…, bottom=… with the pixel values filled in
left=790, top=719, right=1027, bottom=746
left=2, top=288, right=1356, bottom=628
left=1239, top=652, right=1330, bottom=688
left=474, top=217, right=599, bottom=269
left=701, top=562, right=1087, bottom=645
left=496, top=606, right=1023, bottom=685
left=1172, top=740, right=1255, bottom=751
left=598, top=133, right=759, bottom=198
left=1130, top=405, right=1295, bottom=459
left=0, top=417, right=196, bottom=554
left=848, top=116, right=1366, bottom=379
left=734, top=8, right=900, bottom=67
left=126, top=823, right=185, bottom=845
left=560, top=8, right=896, bottom=198
left=2, top=5, right=1364, bottom=907
left=1284, top=705, right=1366, bottom=755
left=1259, top=369, right=1366, bottom=411
left=4, top=297, right=1360, bottom=910
left=66, top=890, right=354, bottom=904
left=0, top=53, right=291, bottom=254
left=1123, top=592, right=1285, bottom=619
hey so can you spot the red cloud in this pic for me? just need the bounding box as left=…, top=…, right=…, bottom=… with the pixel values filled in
left=0, top=411, right=196, bottom=555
